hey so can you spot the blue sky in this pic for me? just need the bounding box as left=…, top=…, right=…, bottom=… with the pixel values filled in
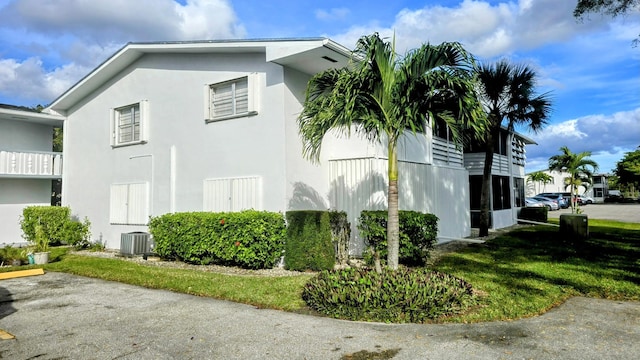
left=0, top=0, right=638, bottom=173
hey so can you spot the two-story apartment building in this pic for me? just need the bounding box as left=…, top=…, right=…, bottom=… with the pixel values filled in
left=40, top=38, right=537, bottom=254
left=0, top=105, right=64, bottom=246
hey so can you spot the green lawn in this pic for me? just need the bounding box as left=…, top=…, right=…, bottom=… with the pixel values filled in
left=4, top=218, right=638, bottom=323
left=433, top=219, right=640, bottom=322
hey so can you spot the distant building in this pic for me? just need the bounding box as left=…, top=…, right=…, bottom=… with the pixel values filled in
left=525, top=170, right=612, bottom=203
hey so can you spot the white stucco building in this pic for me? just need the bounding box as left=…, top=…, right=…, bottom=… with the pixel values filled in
left=40, top=38, right=536, bottom=254
left=0, top=105, right=64, bottom=246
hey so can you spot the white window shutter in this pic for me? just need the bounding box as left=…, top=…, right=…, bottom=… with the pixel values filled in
left=203, top=176, right=262, bottom=212
left=139, top=100, right=149, bottom=142
left=109, top=184, right=129, bottom=224
left=109, top=108, right=116, bottom=146
left=127, top=182, right=149, bottom=224
left=204, top=84, right=211, bottom=120
left=247, top=72, right=259, bottom=114
left=109, top=182, right=149, bottom=225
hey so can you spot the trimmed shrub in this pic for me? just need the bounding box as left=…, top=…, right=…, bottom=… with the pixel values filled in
left=302, top=267, right=477, bottom=323
left=358, top=210, right=438, bottom=267
left=518, top=207, right=548, bottom=223
left=20, top=206, right=91, bottom=247
left=328, top=211, right=350, bottom=265
left=21, top=206, right=70, bottom=245
left=285, top=211, right=335, bottom=271
left=149, top=210, right=286, bottom=269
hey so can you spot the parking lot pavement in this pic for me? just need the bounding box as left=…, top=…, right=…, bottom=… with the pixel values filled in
left=547, top=203, right=640, bottom=223
left=1, top=272, right=639, bottom=359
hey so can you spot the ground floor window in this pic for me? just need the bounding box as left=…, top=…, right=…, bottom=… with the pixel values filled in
left=203, top=176, right=262, bottom=212
left=492, top=175, right=511, bottom=210
left=514, top=177, right=525, bottom=207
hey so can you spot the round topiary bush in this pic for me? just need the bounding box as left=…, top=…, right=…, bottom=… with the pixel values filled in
left=302, top=267, right=477, bottom=323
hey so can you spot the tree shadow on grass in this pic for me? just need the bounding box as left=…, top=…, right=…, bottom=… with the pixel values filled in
left=435, top=224, right=640, bottom=299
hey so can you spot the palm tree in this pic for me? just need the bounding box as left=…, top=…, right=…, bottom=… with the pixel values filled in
left=298, top=33, right=483, bottom=270
left=527, top=170, right=553, bottom=194
left=549, top=146, right=598, bottom=213
left=474, top=60, right=552, bottom=237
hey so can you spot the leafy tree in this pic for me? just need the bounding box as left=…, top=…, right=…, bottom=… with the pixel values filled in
left=574, top=0, right=640, bottom=18
left=574, top=0, right=640, bottom=45
left=614, top=149, right=640, bottom=194
left=298, top=33, right=483, bottom=270
left=527, top=170, right=554, bottom=194
left=548, top=146, right=599, bottom=213
left=474, top=60, right=552, bottom=236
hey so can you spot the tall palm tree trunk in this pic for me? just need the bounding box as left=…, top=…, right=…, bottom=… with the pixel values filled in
left=479, top=126, right=499, bottom=237
left=387, top=140, right=400, bottom=270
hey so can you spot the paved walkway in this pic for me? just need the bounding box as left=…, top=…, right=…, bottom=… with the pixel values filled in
left=1, top=272, right=639, bottom=359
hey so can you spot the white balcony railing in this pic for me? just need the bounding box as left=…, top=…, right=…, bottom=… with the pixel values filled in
left=0, top=150, right=63, bottom=177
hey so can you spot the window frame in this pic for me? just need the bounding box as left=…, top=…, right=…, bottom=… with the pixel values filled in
left=492, top=175, right=512, bottom=210
left=111, top=100, right=148, bottom=147
left=205, top=74, right=258, bottom=123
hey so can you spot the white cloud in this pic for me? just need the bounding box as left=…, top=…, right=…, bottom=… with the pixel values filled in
left=525, top=108, right=640, bottom=172
left=0, top=0, right=245, bottom=105
left=327, top=0, right=620, bottom=57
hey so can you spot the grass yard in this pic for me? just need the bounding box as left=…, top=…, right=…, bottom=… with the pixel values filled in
left=433, top=219, right=640, bottom=322
left=3, top=218, right=638, bottom=323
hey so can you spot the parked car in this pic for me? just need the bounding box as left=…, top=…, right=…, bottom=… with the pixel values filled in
left=537, top=193, right=569, bottom=208
left=578, top=195, right=594, bottom=205
left=525, top=198, right=545, bottom=208
left=531, top=196, right=559, bottom=210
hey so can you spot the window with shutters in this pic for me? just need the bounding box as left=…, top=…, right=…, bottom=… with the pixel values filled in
left=109, top=183, right=149, bottom=225
left=203, top=176, right=262, bottom=212
left=111, top=101, right=148, bottom=147
left=206, top=75, right=258, bottom=122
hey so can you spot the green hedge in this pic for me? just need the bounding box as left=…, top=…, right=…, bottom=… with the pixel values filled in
left=20, top=206, right=91, bottom=247
left=284, top=211, right=336, bottom=271
left=358, top=210, right=438, bottom=266
left=148, top=210, right=286, bottom=269
left=518, top=207, right=548, bottom=223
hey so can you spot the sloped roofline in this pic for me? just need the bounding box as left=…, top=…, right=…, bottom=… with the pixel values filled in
left=46, top=38, right=353, bottom=114
left=0, top=105, right=64, bottom=126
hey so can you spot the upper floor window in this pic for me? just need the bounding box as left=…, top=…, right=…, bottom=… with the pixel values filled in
left=111, top=101, right=148, bottom=147
left=205, top=75, right=258, bottom=123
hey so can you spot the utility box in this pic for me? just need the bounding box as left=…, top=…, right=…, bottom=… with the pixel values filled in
left=559, top=214, right=589, bottom=241
left=120, top=232, right=151, bottom=256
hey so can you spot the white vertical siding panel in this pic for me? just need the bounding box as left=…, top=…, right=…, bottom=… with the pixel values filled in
left=109, top=184, right=129, bottom=224
left=330, top=158, right=471, bottom=255
left=128, top=183, right=149, bottom=225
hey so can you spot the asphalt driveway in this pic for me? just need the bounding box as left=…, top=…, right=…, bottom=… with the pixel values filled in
left=547, top=203, right=640, bottom=223
left=1, top=272, right=639, bottom=359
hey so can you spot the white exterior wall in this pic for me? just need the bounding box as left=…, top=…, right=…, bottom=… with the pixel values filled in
left=62, top=52, right=301, bottom=248
left=329, top=157, right=470, bottom=254
left=0, top=179, right=51, bottom=245
left=0, top=119, right=57, bottom=246
left=60, top=49, right=472, bottom=252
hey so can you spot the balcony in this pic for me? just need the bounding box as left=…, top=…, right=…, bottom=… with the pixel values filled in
left=0, top=150, right=62, bottom=178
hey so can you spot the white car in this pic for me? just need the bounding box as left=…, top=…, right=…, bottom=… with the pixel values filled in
left=531, top=196, right=559, bottom=210
left=525, top=197, right=546, bottom=208
left=579, top=195, right=594, bottom=204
